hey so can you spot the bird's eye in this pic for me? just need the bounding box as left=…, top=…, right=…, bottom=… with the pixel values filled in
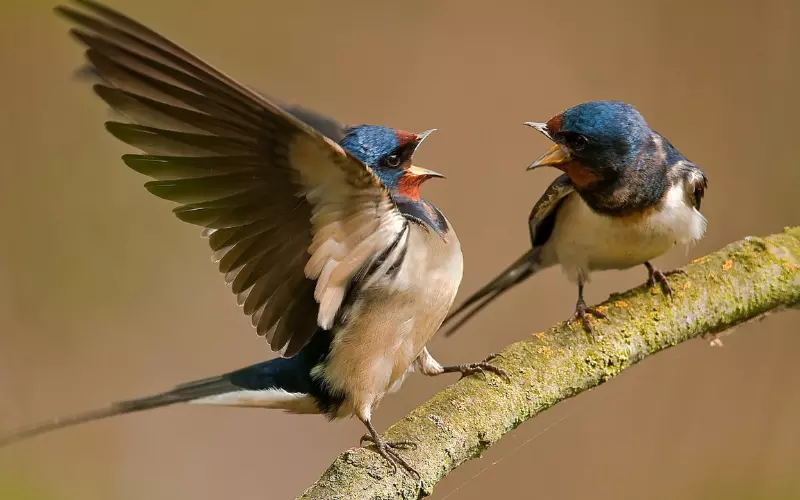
left=384, top=154, right=401, bottom=168
left=568, top=134, right=589, bottom=152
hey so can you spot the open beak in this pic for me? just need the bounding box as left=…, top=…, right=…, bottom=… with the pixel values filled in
left=408, top=165, right=444, bottom=179
left=523, top=121, right=552, bottom=140
left=413, top=128, right=437, bottom=152
left=407, top=129, right=443, bottom=178
left=527, top=143, right=571, bottom=170
left=524, top=121, right=571, bottom=170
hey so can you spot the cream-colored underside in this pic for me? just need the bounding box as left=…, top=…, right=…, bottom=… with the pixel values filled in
left=317, top=222, right=463, bottom=421
left=541, top=180, right=706, bottom=283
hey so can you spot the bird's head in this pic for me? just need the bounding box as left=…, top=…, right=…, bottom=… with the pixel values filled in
left=525, top=101, right=652, bottom=189
left=340, top=125, right=442, bottom=201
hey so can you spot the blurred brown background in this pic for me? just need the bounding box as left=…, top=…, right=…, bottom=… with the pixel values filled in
left=1, top=1, right=798, bottom=499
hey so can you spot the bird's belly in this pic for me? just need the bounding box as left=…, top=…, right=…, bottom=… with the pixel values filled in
left=582, top=225, right=675, bottom=270
left=321, top=228, right=463, bottom=414
left=548, top=189, right=705, bottom=282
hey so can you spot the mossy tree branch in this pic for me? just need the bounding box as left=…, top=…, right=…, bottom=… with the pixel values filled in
left=299, top=227, right=800, bottom=500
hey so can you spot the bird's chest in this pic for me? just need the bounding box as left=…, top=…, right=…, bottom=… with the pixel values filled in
left=387, top=227, right=463, bottom=360
left=547, top=185, right=705, bottom=280
left=322, top=224, right=463, bottom=406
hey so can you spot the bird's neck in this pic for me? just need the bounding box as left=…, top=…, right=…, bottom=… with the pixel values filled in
left=577, top=135, right=672, bottom=216
left=392, top=195, right=450, bottom=236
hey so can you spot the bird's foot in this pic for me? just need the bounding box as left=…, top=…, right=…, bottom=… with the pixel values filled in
left=701, top=332, right=724, bottom=347
left=571, top=300, right=607, bottom=334
left=441, top=356, right=510, bottom=382
left=483, top=352, right=502, bottom=363
left=647, top=268, right=687, bottom=296
left=359, top=434, right=419, bottom=477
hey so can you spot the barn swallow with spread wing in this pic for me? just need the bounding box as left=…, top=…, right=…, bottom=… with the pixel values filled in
left=0, top=0, right=507, bottom=474
left=442, top=101, right=707, bottom=335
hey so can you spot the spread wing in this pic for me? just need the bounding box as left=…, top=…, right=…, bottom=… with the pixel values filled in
left=282, top=104, right=349, bottom=144
left=77, top=64, right=350, bottom=143
left=528, top=173, right=574, bottom=248
left=57, top=0, right=408, bottom=356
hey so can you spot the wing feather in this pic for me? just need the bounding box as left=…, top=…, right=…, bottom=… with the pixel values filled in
left=685, top=165, right=707, bottom=210
left=57, top=1, right=405, bottom=356
left=529, top=174, right=574, bottom=248
left=122, top=154, right=258, bottom=180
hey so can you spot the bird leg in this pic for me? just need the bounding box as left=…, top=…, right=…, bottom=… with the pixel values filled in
left=359, top=417, right=418, bottom=477
left=644, top=261, right=687, bottom=296
left=571, top=279, right=607, bottom=333
left=415, top=347, right=509, bottom=382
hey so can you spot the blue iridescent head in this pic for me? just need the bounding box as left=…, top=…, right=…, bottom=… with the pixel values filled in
left=525, top=101, right=654, bottom=187
left=339, top=125, right=442, bottom=200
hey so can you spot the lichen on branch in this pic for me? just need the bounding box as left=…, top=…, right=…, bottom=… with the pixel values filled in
left=299, top=227, right=800, bottom=500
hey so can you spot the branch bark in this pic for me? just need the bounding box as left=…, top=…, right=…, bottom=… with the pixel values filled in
left=299, top=227, right=800, bottom=500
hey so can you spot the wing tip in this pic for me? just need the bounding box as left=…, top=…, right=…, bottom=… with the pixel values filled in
left=105, top=121, right=156, bottom=143
left=120, top=153, right=149, bottom=167
left=104, top=120, right=127, bottom=141
left=52, top=5, right=70, bottom=18
left=92, top=82, right=117, bottom=102
left=53, top=2, right=85, bottom=20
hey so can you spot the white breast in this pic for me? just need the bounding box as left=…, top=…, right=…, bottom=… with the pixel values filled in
left=541, top=181, right=706, bottom=283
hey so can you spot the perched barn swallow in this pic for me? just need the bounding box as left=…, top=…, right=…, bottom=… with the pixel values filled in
left=442, top=101, right=707, bottom=335
left=0, top=0, right=507, bottom=474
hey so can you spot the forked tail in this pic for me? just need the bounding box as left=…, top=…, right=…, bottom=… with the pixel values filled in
left=0, top=374, right=238, bottom=447
left=0, top=347, right=326, bottom=448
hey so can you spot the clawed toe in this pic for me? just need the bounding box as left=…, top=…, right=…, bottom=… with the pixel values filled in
left=360, top=435, right=419, bottom=476
left=571, top=310, right=594, bottom=333
left=646, top=265, right=687, bottom=297
left=443, top=361, right=510, bottom=382
left=360, top=434, right=417, bottom=450
left=359, top=433, right=372, bottom=447
left=585, top=307, right=607, bottom=320
left=571, top=302, right=607, bottom=334
left=471, top=362, right=511, bottom=382
left=483, top=352, right=502, bottom=363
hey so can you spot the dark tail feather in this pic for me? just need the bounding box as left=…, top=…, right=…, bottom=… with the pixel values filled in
left=0, top=374, right=236, bottom=448
left=442, top=248, right=542, bottom=337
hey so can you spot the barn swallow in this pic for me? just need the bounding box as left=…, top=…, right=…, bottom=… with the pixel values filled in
left=0, top=0, right=507, bottom=475
left=442, top=100, right=708, bottom=335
